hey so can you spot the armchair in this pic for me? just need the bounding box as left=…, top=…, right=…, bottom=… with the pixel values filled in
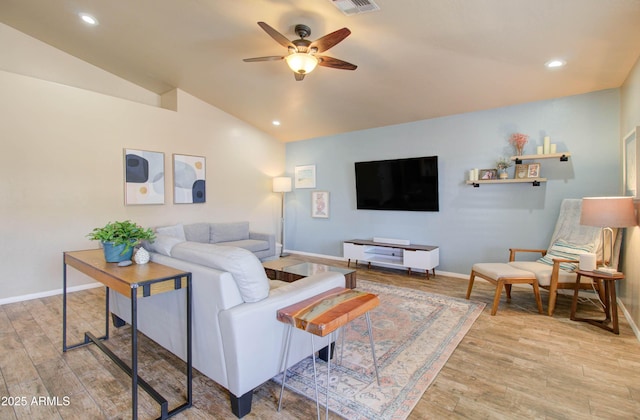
left=508, top=199, right=619, bottom=316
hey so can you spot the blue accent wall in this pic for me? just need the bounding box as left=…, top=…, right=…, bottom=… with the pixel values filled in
left=285, top=89, right=621, bottom=275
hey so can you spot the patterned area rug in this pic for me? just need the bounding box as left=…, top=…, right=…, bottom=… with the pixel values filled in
left=272, top=280, right=485, bottom=420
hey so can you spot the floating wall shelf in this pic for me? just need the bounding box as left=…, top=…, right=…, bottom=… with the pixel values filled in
left=465, top=179, right=546, bottom=187
left=511, top=152, right=571, bottom=164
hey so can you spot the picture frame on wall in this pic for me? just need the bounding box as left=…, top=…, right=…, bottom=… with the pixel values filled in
left=623, top=127, right=637, bottom=198
left=295, top=165, right=316, bottom=188
left=124, top=148, right=165, bottom=205
left=311, top=191, right=329, bottom=218
left=527, top=163, right=541, bottom=178
left=173, top=154, right=206, bottom=204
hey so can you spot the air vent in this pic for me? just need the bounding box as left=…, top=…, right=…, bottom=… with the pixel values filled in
left=328, top=0, right=380, bottom=16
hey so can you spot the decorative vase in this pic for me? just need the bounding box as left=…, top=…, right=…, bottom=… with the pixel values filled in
left=515, top=145, right=524, bottom=156
left=134, top=247, right=150, bottom=265
left=102, top=241, right=134, bottom=263
left=498, top=169, right=509, bottom=179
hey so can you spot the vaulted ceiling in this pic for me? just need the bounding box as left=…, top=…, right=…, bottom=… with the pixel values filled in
left=2, top=0, right=640, bottom=142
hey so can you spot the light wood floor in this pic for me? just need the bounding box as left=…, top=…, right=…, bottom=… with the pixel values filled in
left=1, top=255, right=639, bottom=419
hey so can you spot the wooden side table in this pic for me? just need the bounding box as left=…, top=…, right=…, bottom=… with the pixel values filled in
left=276, top=287, right=380, bottom=419
left=570, top=269, right=624, bottom=334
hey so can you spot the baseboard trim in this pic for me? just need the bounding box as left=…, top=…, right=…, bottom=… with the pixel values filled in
left=618, top=300, right=640, bottom=342
left=0, top=282, right=103, bottom=306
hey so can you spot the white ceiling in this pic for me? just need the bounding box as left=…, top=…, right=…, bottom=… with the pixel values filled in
left=2, top=0, right=640, bottom=142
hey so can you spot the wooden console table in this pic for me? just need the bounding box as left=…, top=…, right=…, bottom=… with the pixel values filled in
left=343, top=239, right=439, bottom=278
left=62, top=249, right=192, bottom=419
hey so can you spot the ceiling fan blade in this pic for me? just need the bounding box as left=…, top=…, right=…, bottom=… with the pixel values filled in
left=309, top=28, right=351, bottom=53
left=257, top=22, right=296, bottom=50
left=294, top=73, right=306, bottom=81
left=317, top=56, right=357, bottom=71
left=243, top=56, right=284, bottom=62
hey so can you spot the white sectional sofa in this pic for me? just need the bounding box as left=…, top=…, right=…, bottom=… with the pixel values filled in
left=153, top=221, right=276, bottom=261
left=110, top=227, right=345, bottom=417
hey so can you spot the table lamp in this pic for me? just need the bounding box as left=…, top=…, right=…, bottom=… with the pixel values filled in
left=273, top=177, right=292, bottom=257
left=580, top=196, right=637, bottom=274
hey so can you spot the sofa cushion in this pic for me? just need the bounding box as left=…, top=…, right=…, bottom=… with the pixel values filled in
left=156, top=223, right=186, bottom=241
left=223, top=239, right=269, bottom=253
left=148, top=234, right=185, bottom=256
left=210, top=222, right=249, bottom=244
left=170, top=242, right=270, bottom=302
left=537, top=239, right=594, bottom=271
left=183, top=223, right=210, bottom=243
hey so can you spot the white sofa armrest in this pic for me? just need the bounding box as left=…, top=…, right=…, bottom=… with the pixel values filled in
left=218, top=272, right=346, bottom=397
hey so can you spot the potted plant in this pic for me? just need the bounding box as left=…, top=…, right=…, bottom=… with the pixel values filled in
left=87, top=220, right=156, bottom=262
left=495, top=157, right=512, bottom=179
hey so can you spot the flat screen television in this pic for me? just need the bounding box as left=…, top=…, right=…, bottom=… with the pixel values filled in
left=355, top=156, right=439, bottom=211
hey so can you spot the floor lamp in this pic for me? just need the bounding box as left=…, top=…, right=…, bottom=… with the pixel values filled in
left=273, top=177, right=292, bottom=257
left=580, top=196, right=637, bottom=273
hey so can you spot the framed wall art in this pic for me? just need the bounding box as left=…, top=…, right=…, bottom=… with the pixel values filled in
left=623, top=127, right=637, bottom=198
left=124, top=149, right=165, bottom=205
left=311, top=191, right=329, bottom=218
left=295, top=165, right=316, bottom=188
left=173, top=154, right=206, bottom=204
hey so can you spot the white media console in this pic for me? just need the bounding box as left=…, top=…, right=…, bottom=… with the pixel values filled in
left=343, top=238, right=439, bottom=278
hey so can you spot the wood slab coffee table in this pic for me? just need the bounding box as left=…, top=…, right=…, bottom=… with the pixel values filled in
left=263, top=260, right=357, bottom=289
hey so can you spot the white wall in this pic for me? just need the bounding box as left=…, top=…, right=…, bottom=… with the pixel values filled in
left=0, top=26, right=284, bottom=302
left=285, top=89, right=621, bottom=276
left=620, top=55, right=640, bottom=334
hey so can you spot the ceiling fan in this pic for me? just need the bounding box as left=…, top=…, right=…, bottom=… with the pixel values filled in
left=243, top=21, right=357, bottom=81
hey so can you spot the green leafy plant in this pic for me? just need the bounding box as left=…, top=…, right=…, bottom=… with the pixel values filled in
left=87, top=220, right=155, bottom=255
left=495, top=157, right=513, bottom=170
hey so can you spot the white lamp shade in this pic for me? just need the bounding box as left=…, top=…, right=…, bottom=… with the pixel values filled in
left=272, top=177, right=292, bottom=193
left=580, top=196, right=637, bottom=227
left=285, top=53, right=318, bottom=74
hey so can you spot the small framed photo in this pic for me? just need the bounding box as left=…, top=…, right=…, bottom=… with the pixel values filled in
left=311, top=191, right=329, bottom=218
left=295, top=165, right=316, bottom=188
left=527, top=163, right=541, bottom=178
left=515, top=164, right=529, bottom=179
left=479, top=169, right=497, bottom=180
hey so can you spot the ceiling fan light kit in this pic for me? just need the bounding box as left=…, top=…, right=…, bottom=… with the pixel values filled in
left=285, top=53, right=319, bottom=74
left=243, top=21, right=357, bottom=81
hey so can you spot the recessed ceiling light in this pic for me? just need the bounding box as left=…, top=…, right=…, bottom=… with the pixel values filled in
left=272, top=120, right=281, bottom=126
left=545, top=59, right=566, bottom=69
left=79, top=13, right=98, bottom=25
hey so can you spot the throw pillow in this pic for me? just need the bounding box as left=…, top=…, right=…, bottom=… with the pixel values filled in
left=171, top=242, right=270, bottom=302
left=155, top=224, right=186, bottom=241
left=147, top=235, right=185, bottom=256
left=537, top=239, right=594, bottom=271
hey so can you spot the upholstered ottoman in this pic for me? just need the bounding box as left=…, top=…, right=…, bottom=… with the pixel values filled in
left=466, top=263, right=543, bottom=316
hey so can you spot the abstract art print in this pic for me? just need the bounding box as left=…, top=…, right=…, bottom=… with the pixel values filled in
left=173, top=154, right=206, bottom=204
left=124, top=149, right=165, bottom=205
left=295, top=165, right=316, bottom=188
left=311, top=191, right=329, bottom=218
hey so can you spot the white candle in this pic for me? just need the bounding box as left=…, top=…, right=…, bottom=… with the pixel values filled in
left=550, top=144, right=557, bottom=154
left=537, top=146, right=543, bottom=155
left=543, top=136, right=550, bottom=154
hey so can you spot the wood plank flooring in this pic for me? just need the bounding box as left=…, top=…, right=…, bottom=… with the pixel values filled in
left=1, top=255, right=639, bottom=419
